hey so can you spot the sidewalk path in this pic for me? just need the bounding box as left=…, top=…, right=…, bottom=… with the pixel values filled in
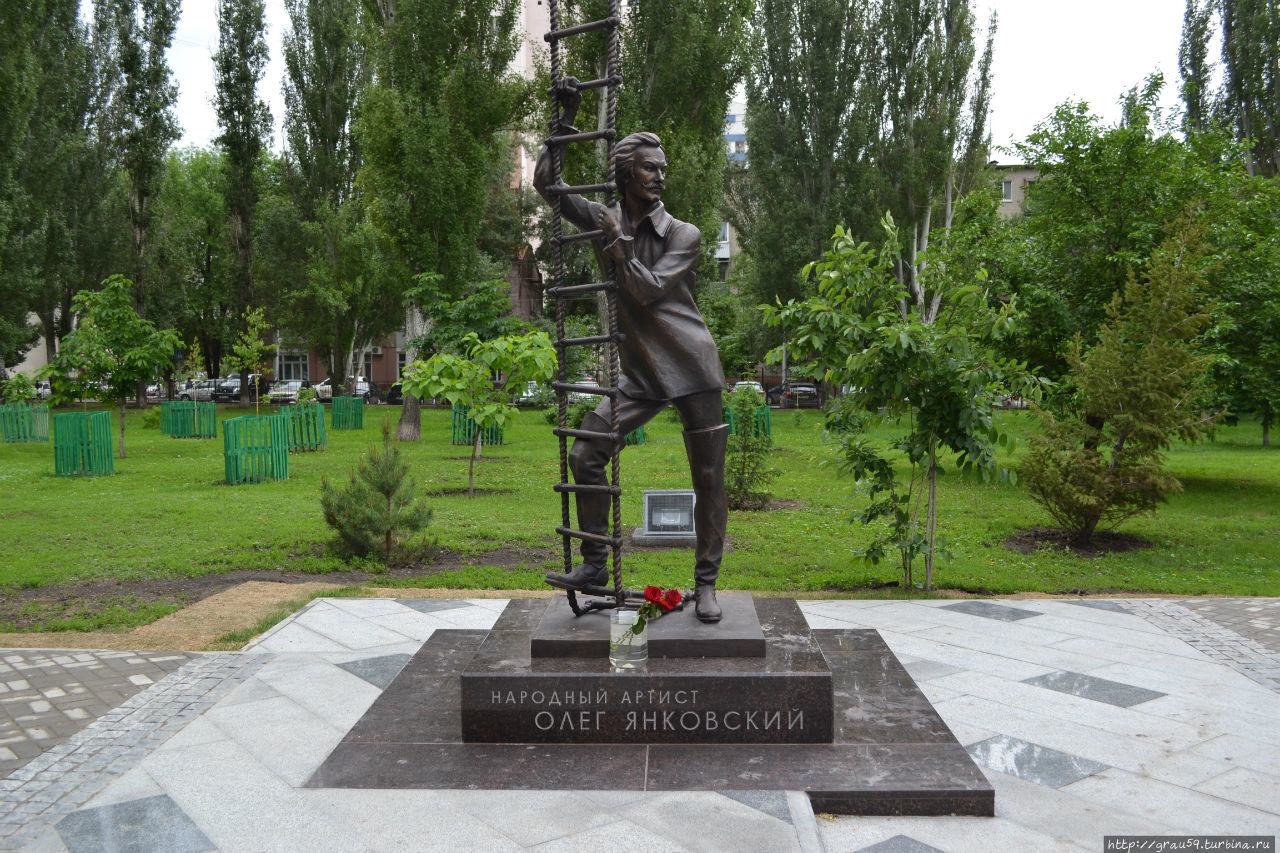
left=2, top=597, right=1277, bottom=852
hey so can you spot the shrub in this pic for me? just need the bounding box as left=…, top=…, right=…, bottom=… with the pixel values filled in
left=320, top=421, right=435, bottom=563
left=725, top=388, right=776, bottom=510
left=1020, top=221, right=1218, bottom=545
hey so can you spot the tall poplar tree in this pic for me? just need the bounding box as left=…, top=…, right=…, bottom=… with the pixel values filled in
left=357, top=0, right=531, bottom=438
left=1219, top=0, right=1280, bottom=177
left=214, top=0, right=272, bottom=324
left=102, top=0, right=180, bottom=302
left=1178, top=0, right=1216, bottom=135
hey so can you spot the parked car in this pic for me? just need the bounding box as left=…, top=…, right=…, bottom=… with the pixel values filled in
left=767, top=380, right=821, bottom=408
left=178, top=379, right=218, bottom=402
left=314, top=377, right=378, bottom=403
left=267, top=380, right=306, bottom=405
left=212, top=374, right=266, bottom=403
left=36, top=380, right=53, bottom=400
left=384, top=382, right=403, bottom=405
left=731, top=381, right=764, bottom=396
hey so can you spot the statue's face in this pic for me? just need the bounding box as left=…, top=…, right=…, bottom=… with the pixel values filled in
left=629, top=147, right=667, bottom=206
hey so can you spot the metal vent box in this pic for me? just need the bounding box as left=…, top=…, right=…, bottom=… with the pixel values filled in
left=639, top=489, right=696, bottom=543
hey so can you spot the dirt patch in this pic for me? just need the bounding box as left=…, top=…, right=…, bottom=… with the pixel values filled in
left=0, top=581, right=340, bottom=651
left=0, top=546, right=559, bottom=634
left=1004, top=526, right=1154, bottom=560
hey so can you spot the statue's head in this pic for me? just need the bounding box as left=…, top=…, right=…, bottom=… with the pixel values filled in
left=614, top=132, right=667, bottom=204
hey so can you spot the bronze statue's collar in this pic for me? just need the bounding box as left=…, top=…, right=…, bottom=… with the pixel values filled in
left=640, top=202, right=673, bottom=238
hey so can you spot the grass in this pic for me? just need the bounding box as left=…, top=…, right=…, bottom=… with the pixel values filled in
left=0, top=403, right=1277, bottom=620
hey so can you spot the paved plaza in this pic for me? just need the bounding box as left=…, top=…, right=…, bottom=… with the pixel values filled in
left=1, top=596, right=1278, bottom=852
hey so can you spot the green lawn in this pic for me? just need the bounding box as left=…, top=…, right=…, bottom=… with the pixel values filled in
left=1, top=403, right=1277, bottom=614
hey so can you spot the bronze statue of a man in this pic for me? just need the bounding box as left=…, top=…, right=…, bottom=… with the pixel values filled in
left=535, top=80, right=728, bottom=623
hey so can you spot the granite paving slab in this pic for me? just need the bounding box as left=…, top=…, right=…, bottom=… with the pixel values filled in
left=1021, top=670, right=1166, bottom=707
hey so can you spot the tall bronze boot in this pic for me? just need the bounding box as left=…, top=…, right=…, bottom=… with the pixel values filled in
left=545, top=411, right=614, bottom=591
left=684, top=423, right=729, bottom=622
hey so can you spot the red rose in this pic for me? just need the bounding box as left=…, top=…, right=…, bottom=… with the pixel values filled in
left=644, top=585, right=663, bottom=605
left=663, top=588, right=682, bottom=610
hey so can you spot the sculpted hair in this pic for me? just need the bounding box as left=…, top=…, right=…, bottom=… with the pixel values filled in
left=613, top=132, right=664, bottom=195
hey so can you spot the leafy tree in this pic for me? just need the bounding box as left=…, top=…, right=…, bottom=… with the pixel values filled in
left=43, top=275, right=179, bottom=457
left=1179, top=0, right=1216, bottom=135
left=320, top=419, right=434, bottom=563
left=214, top=0, right=273, bottom=321
left=223, top=307, right=275, bottom=413
left=1020, top=222, right=1219, bottom=545
left=3, top=373, right=39, bottom=404
left=357, top=0, right=533, bottom=440
left=1006, top=79, right=1237, bottom=381
left=1219, top=0, right=1280, bottom=178
left=401, top=331, right=556, bottom=496
left=741, top=0, right=994, bottom=308
left=148, top=147, right=233, bottom=378
left=101, top=0, right=180, bottom=295
left=764, top=209, right=1037, bottom=590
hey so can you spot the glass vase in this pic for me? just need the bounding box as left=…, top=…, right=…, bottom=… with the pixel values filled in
left=609, top=609, right=648, bottom=669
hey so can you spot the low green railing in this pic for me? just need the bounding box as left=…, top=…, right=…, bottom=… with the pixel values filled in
left=54, top=411, right=113, bottom=477
left=451, top=404, right=503, bottom=446
left=0, top=403, right=50, bottom=442
left=160, top=401, right=217, bottom=439
left=724, top=404, right=772, bottom=438
left=279, top=402, right=326, bottom=452
left=331, top=396, right=364, bottom=430
left=625, top=425, right=646, bottom=446
left=223, top=415, right=289, bottom=484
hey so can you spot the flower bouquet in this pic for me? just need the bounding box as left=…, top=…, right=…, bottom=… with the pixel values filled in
left=609, top=586, right=682, bottom=669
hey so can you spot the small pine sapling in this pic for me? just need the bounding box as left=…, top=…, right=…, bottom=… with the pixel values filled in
left=320, top=420, right=435, bottom=563
left=725, top=387, right=776, bottom=510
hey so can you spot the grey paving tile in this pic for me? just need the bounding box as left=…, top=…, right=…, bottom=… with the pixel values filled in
left=718, top=790, right=792, bottom=823
left=398, top=599, right=471, bottom=614
left=1062, top=600, right=1130, bottom=614
left=1022, top=670, right=1166, bottom=707
left=898, top=659, right=964, bottom=682
left=855, top=836, right=945, bottom=853
left=55, top=795, right=214, bottom=853
left=1064, top=767, right=1280, bottom=835
left=1193, top=767, right=1280, bottom=816
left=941, top=601, right=1041, bottom=622
left=336, top=654, right=411, bottom=690
left=967, top=735, right=1108, bottom=788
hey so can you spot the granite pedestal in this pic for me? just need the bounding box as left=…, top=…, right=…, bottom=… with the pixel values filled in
left=306, top=597, right=995, bottom=816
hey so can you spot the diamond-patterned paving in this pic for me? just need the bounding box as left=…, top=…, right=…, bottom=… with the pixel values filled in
left=0, top=650, right=194, bottom=777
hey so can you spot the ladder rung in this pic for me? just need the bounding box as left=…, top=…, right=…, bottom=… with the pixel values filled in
left=573, top=75, right=623, bottom=91
left=544, top=181, right=616, bottom=196
left=557, top=334, right=617, bottom=348
left=548, top=280, right=615, bottom=296
left=556, top=526, right=622, bottom=547
left=554, top=482, right=621, bottom=495
left=548, top=129, right=615, bottom=145
left=544, top=16, right=618, bottom=42
left=552, top=382, right=617, bottom=398
left=554, top=229, right=605, bottom=246
left=553, top=427, right=620, bottom=442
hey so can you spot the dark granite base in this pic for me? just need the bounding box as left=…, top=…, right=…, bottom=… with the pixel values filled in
left=306, top=598, right=994, bottom=816
left=531, top=592, right=766, bottom=658
left=467, top=595, right=829, bottom=743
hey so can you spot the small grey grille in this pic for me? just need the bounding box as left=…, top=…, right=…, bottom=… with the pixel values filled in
left=643, top=490, right=696, bottom=535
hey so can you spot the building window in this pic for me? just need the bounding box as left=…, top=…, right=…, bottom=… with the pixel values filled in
left=398, top=350, right=407, bottom=378
left=278, top=353, right=308, bottom=382
left=1001, top=179, right=1013, bottom=202
left=734, top=140, right=746, bottom=154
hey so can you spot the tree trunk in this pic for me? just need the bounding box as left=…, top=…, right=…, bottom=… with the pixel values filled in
left=118, top=399, right=127, bottom=459
left=925, top=448, right=937, bottom=592
left=397, top=395, right=421, bottom=441
left=468, top=427, right=482, bottom=497
left=1262, top=407, right=1271, bottom=448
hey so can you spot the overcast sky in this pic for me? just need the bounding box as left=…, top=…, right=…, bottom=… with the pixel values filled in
left=167, top=0, right=1187, bottom=156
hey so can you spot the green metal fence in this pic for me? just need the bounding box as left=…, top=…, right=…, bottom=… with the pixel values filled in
left=0, top=403, right=50, bottom=442
left=450, top=404, right=503, bottom=446
left=54, top=411, right=114, bottom=477
left=279, top=402, right=326, bottom=452
left=160, top=401, right=217, bottom=439
left=724, top=404, right=772, bottom=438
left=625, top=425, right=646, bottom=446
left=223, top=415, right=289, bottom=484
left=331, top=396, right=364, bottom=430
